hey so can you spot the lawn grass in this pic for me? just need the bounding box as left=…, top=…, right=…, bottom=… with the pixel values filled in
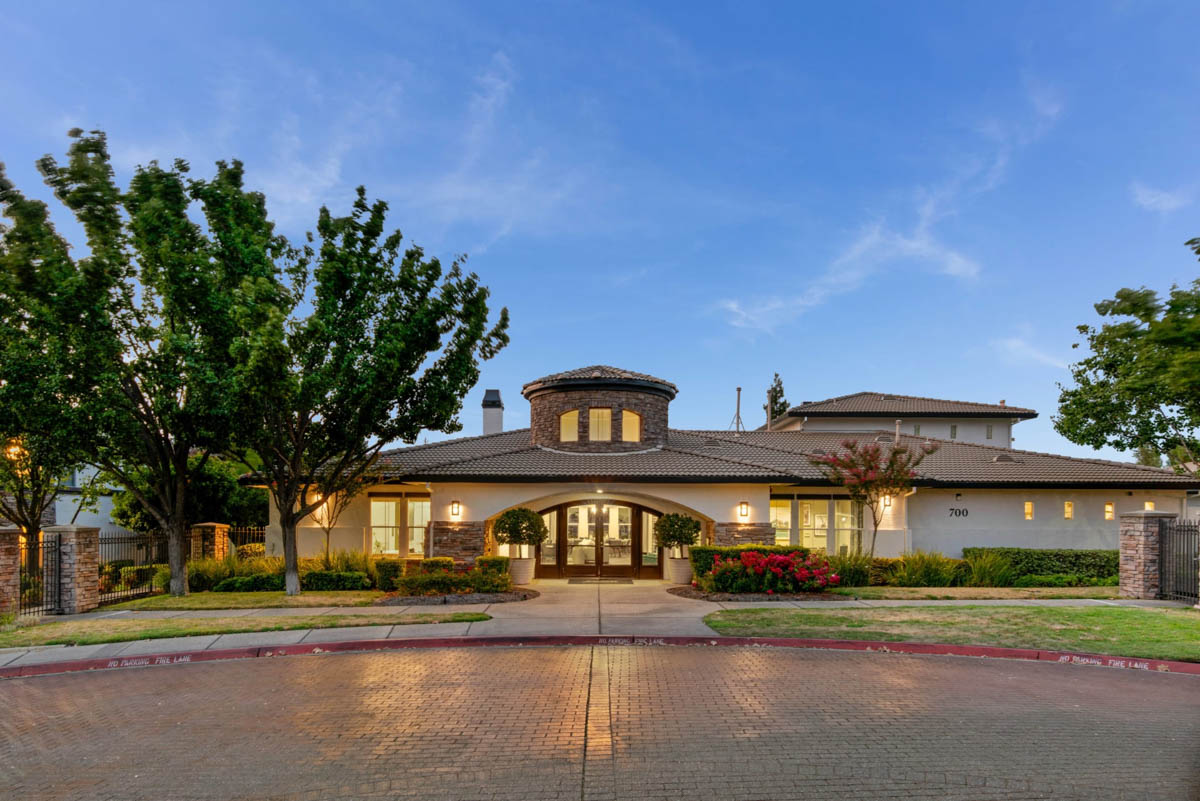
left=703, top=605, right=1200, bottom=662
left=104, top=591, right=384, bottom=610
left=827, top=586, right=1121, bottom=601
left=0, top=612, right=488, bottom=649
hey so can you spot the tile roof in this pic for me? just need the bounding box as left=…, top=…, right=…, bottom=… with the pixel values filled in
left=521, top=365, right=677, bottom=397
left=376, top=428, right=1199, bottom=489
left=786, top=391, right=1037, bottom=419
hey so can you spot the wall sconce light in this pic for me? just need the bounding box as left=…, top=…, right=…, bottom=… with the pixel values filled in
left=450, top=500, right=461, bottom=517
left=883, top=495, right=892, bottom=508
left=738, top=501, right=749, bottom=518
left=596, top=488, right=604, bottom=493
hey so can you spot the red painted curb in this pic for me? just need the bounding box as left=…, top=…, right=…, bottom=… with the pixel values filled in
left=2, top=635, right=1198, bottom=679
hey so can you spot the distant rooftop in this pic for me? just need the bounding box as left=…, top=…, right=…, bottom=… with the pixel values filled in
left=786, top=391, right=1038, bottom=420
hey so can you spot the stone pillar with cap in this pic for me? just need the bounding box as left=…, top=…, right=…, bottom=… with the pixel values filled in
left=1119, top=510, right=1176, bottom=600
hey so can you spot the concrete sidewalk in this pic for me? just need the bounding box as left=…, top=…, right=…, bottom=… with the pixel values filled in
left=1, top=580, right=1186, bottom=671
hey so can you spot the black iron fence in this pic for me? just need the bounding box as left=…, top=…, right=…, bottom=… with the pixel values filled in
left=98, top=531, right=168, bottom=605
left=229, top=526, right=266, bottom=549
left=1160, top=519, right=1199, bottom=603
left=18, top=533, right=60, bottom=617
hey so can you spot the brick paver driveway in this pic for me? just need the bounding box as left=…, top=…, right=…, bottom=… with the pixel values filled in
left=2, top=646, right=1198, bottom=801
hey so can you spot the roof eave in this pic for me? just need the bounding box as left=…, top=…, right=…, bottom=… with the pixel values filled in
left=788, top=410, right=1038, bottom=420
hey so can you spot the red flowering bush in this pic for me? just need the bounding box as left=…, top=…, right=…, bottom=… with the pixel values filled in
left=698, top=550, right=840, bottom=594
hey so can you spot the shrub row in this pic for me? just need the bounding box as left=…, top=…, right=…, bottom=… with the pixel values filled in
left=212, top=570, right=373, bottom=592
left=960, top=547, right=1118, bottom=580
left=689, top=545, right=811, bottom=578
left=395, top=568, right=513, bottom=596
left=697, top=550, right=839, bottom=594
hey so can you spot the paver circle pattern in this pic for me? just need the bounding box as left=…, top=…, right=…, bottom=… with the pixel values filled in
left=1, top=645, right=1198, bottom=800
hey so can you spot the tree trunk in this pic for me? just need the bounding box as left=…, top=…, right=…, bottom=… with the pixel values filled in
left=166, top=518, right=189, bottom=596
left=281, top=519, right=301, bottom=596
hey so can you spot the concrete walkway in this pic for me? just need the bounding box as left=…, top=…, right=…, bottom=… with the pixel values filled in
left=0, top=580, right=1186, bottom=671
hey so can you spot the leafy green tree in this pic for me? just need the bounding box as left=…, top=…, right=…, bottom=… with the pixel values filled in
left=1135, top=445, right=1162, bottom=468
left=763, top=372, right=789, bottom=425
left=0, top=130, right=290, bottom=594
left=1055, top=240, right=1200, bottom=474
left=810, top=439, right=937, bottom=558
left=230, top=187, right=508, bottom=594
left=110, top=457, right=268, bottom=532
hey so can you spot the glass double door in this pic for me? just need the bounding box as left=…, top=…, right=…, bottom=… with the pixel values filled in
left=537, top=502, right=660, bottom=578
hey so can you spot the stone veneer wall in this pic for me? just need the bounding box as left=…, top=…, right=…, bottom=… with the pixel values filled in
left=47, top=525, right=100, bottom=615
left=528, top=388, right=669, bottom=452
left=712, top=523, right=775, bottom=547
left=189, top=523, right=231, bottom=561
left=0, top=528, right=18, bottom=617
left=1119, top=510, right=1175, bottom=600
left=430, top=521, right=486, bottom=564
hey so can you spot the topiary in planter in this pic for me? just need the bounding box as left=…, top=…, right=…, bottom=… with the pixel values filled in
left=493, top=507, right=549, bottom=584
left=655, top=513, right=701, bottom=584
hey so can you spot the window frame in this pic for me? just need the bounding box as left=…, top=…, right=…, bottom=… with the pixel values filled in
left=589, top=407, right=613, bottom=442
left=986, top=424, right=993, bottom=440
left=1024, top=501, right=1034, bottom=521
left=1063, top=501, right=1074, bottom=520
left=1104, top=501, right=1114, bottom=521
left=559, top=409, right=579, bottom=442
left=621, top=409, right=642, bottom=443
left=949, top=424, right=958, bottom=440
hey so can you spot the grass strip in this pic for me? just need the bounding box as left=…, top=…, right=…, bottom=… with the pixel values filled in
left=703, top=605, right=1200, bottom=662
left=104, top=591, right=384, bottom=610
left=0, top=612, right=488, bottom=649
left=827, top=586, right=1120, bottom=601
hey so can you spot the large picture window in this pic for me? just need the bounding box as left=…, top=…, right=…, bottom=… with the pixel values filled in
left=769, top=499, right=791, bottom=545
left=370, top=494, right=430, bottom=557
left=589, top=408, right=612, bottom=441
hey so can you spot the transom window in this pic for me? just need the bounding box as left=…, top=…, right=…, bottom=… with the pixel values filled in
left=622, top=409, right=641, bottom=442
left=589, top=408, right=612, bottom=441
left=559, top=410, right=579, bottom=442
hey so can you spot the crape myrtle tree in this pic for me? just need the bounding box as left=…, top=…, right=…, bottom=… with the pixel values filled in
left=0, top=130, right=290, bottom=594
left=230, top=187, right=509, bottom=595
left=810, top=439, right=937, bottom=558
left=1055, top=240, right=1200, bottom=474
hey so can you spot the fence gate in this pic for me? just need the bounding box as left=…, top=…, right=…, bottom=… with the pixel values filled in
left=18, top=533, right=61, bottom=617
left=1160, top=519, right=1199, bottom=603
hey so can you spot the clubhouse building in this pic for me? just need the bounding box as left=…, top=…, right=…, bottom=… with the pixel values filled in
left=265, top=366, right=1199, bottom=578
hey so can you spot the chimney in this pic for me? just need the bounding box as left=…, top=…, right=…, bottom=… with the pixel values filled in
left=895, top=419, right=901, bottom=442
left=482, top=389, right=503, bottom=435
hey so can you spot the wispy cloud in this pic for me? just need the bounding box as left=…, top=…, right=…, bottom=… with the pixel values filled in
left=991, top=333, right=1068, bottom=370
left=1130, top=181, right=1192, bottom=213
left=720, top=77, right=1062, bottom=331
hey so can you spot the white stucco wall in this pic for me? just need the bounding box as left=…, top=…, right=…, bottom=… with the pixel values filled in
left=776, top=417, right=1015, bottom=447
left=906, top=488, right=1187, bottom=556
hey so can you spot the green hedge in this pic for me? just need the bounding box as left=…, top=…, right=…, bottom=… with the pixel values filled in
left=396, top=568, right=512, bottom=596
left=476, top=555, right=510, bottom=574
left=961, top=548, right=1118, bottom=580
left=302, top=571, right=372, bottom=591
left=689, top=545, right=810, bottom=577
left=420, top=557, right=456, bottom=573
left=214, top=573, right=285, bottom=592
left=117, top=565, right=158, bottom=589
left=374, top=558, right=405, bottom=591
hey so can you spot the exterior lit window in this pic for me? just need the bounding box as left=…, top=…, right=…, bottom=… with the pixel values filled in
left=1063, top=501, right=1073, bottom=520
left=1024, top=501, right=1034, bottom=521
left=1104, top=502, right=1114, bottom=520
left=770, top=499, right=792, bottom=545
left=950, top=424, right=958, bottom=440
left=986, top=424, right=993, bottom=440
left=913, top=424, right=921, bottom=435
left=559, top=410, right=579, bottom=442
left=621, top=410, right=641, bottom=442
left=589, top=408, right=612, bottom=441
left=1144, top=500, right=1155, bottom=511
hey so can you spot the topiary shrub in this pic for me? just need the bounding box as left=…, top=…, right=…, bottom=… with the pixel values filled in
left=492, top=507, right=549, bottom=557
left=655, top=514, right=702, bottom=558
left=301, top=570, right=372, bottom=591
left=476, top=555, right=510, bottom=574
left=374, top=558, right=405, bottom=591
left=960, top=548, right=1118, bottom=580
left=420, top=557, right=456, bottom=573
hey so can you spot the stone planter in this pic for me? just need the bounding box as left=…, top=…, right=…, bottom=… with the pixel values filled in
left=664, top=556, right=693, bottom=585
left=509, top=556, right=536, bottom=585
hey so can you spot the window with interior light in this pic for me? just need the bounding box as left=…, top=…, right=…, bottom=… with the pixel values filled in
left=950, top=424, right=958, bottom=440
left=589, top=408, right=612, bottom=441
left=559, top=410, right=579, bottom=442
left=769, top=499, right=791, bottom=545
left=1144, top=500, right=1156, bottom=511
left=1104, top=502, right=1114, bottom=520
left=1024, top=501, right=1034, bottom=520
left=621, top=409, right=641, bottom=442
left=1063, top=501, right=1074, bottom=520
left=912, top=424, right=921, bottom=435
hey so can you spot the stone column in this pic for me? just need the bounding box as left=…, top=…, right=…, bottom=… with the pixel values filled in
left=0, top=527, right=20, bottom=619
left=1119, top=510, right=1176, bottom=600
left=712, top=523, right=775, bottom=547
left=45, top=525, right=100, bottom=615
left=429, top=521, right=486, bottom=564
left=189, top=523, right=231, bottom=560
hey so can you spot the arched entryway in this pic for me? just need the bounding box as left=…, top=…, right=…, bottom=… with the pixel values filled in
left=534, top=500, right=663, bottom=579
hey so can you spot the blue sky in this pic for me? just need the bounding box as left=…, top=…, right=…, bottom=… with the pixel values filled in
left=3, top=1, right=1199, bottom=459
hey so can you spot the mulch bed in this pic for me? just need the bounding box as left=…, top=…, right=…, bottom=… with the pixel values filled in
left=667, top=586, right=844, bottom=603
left=375, top=589, right=541, bottom=606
